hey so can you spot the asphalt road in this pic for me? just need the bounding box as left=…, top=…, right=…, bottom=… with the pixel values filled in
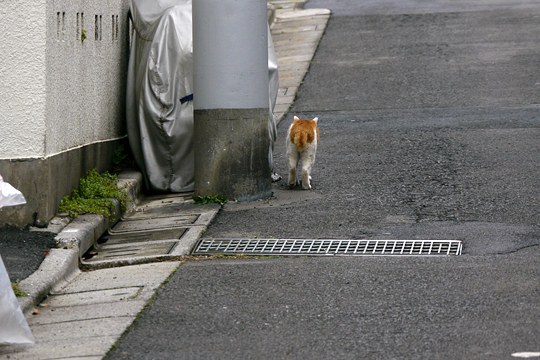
left=0, top=227, right=56, bottom=282
left=107, top=1, right=539, bottom=359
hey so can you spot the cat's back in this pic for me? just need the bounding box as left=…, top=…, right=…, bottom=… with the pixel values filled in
left=288, top=116, right=319, bottom=151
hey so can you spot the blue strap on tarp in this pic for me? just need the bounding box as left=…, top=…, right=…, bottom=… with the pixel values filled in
left=179, top=94, right=193, bottom=104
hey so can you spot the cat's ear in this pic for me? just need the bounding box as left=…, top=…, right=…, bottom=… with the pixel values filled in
left=293, top=116, right=300, bottom=121
left=313, top=117, right=319, bottom=123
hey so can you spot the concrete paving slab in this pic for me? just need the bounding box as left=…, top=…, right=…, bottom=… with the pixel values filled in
left=99, top=228, right=187, bottom=244
left=271, top=0, right=305, bottom=8
left=120, top=196, right=197, bottom=228
left=285, top=86, right=299, bottom=95
left=96, top=242, right=176, bottom=259
left=278, top=64, right=311, bottom=75
left=109, top=215, right=197, bottom=233
left=124, top=208, right=192, bottom=220
left=48, top=287, right=142, bottom=307
left=272, top=24, right=318, bottom=33
left=81, top=253, right=184, bottom=270
left=273, top=35, right=322, bottom=45
left=277, top=54, right=316, bottom=62
left=278, top=76, right=308, bottom=87
left=55, top=262, right=180, bottom=294
left=0, top=336, right=118, bottom=359
left=97, top=240, right=178, bottom=250
left=2, top=261, right=181, bottom=359
left=17, top=248, right=79, bottom=313
left=30, top=317, right=134, bottom=341
left=27, top=301, right=147, bottom=325
left=134, top=194, right=192, bottom=209
left=276, top=95, right=296, bottom=105
left=127, top=202, right=218, bottom=219
left=275, top=8, right=330, bottom=19
left=273, top=104, right=293, bottom=114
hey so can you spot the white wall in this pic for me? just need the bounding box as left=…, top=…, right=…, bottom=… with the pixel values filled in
left=0, top=0, right=129, bottom=160
left=0, top=1, right=48, bottom=159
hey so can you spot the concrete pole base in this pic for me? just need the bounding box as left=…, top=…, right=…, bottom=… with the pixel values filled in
left=194, top=108, right=272, bottom=201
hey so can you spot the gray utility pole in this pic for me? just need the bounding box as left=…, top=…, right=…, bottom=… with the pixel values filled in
left=193, top=0, right=271, bottom=201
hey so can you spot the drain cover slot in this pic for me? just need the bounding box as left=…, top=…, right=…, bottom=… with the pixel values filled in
left=193, top=238, right=462, bottom=256
left=99, top=228, right=187, bottom=245
left=109, top=215, right=198, bottom=234
left=84, top=242, right=177, bottom=262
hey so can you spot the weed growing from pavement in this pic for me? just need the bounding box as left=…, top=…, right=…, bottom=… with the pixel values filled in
left=59, top=169, right=128, bottom=222
left=11, top=282, right=28, bottom=297
left=187, top=254, right=280, bottom=261
left=193, top=195, right=228, bottom=205
left=112, top=140, right=137, bottom=172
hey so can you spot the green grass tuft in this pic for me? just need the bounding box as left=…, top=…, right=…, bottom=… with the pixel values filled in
left=59, top=169, right=128, bottom=222
left=12, top=282, right=28, bottom=297
left=193, top=195, right=228, bottom=205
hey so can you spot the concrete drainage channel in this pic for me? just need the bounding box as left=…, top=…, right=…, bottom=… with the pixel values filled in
left=83, top=197, right=462, bottom=265
left=81, top=195, right=220, bottom=269
left=84, top=201, right=462, bottom=266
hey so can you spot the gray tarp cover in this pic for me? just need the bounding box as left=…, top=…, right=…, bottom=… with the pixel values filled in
left=126, top=0, right=278, bottom=193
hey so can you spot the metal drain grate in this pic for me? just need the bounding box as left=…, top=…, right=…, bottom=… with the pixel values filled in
left=193, top=238, right=462, bottom=256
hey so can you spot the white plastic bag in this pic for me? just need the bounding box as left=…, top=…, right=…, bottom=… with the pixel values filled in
left=0, top=175, right=26, bottom=208
left=0, top=256, right=34, bottom=345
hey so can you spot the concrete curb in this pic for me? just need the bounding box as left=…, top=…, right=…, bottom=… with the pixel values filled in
left=55, top=214, right=110, bottom=257
left=18, top=248, right=79, bottom=313
left=18, top=170, right=143, bottom=314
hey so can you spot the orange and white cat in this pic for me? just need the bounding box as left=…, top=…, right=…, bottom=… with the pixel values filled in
left=286, top=116, right=319, bottom=190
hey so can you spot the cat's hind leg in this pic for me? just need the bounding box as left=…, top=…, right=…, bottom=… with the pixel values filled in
left=287, top=150, right=298, bottom=188
left=300, top=150, right=315, bottom=190
left=301, top=168, right=311, bottom=190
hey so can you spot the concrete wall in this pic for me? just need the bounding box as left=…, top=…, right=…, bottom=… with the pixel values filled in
left=0, top=0, right=130, bottom=226
left=0, top=1, right=48, bottom=159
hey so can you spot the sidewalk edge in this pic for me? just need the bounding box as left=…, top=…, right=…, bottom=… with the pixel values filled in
left=18, top=248, right=79, bottom=313
left=17, top=170, right=144, bottom=313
